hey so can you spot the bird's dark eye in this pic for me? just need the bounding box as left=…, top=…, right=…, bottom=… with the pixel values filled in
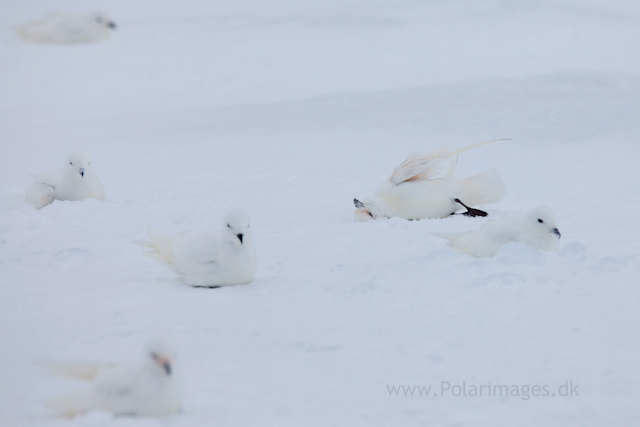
left=70, top=161, right=73, bottom=165
left=368, top=211, right=374, bottom=218
left=227, top=224, right=231, bottom=228
left=538, top=219, right=543, bottom=223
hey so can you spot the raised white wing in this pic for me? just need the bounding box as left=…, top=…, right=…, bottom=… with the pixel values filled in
left=389, top=139, right=508, bottom=185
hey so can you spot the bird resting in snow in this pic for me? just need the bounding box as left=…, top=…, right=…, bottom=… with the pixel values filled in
left=433, top=205, right=562, bottom=257
left=16, top=12, right=116, bottom=44
left=41, top=339, right=182, bottom=418
left=353, top=140, right=507, bottom=221
left=26, top=151, right=106, bottom=209
left=135, top=210, right=257, bottom=287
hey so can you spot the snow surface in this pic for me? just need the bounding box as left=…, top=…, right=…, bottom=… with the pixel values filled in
left=1, top=0, right=640, bottom=426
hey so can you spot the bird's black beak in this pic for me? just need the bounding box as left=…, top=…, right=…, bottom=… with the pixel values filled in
left=162, top=361, right=172, bottom=376
left=552, top=228, right=561, bottom=238
left=108, top=21, right=117, bottom=29
left=354, top=198, right=365, bottom=208
left=152, top=353, right=172, bottom=376
left=237, top=233, right=243, bottom=244
left=79, top=168, right=85, bottom=178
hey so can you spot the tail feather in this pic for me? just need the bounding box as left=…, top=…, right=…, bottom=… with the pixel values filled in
left=138, top=229, right=179, bottom=272
left=143, top=250, right=180, bottom=273
left=146, top=229, right=171, bottom=258
left=457, top=168, right=506, bottom=206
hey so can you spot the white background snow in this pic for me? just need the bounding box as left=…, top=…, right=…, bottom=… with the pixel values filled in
left=1, top=0, right=639, bottom=425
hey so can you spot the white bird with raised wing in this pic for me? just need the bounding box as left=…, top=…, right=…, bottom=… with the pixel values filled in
left=26, top=151, right=106, bottom=209
left=136, top=210, right=257, bottom=287
left=16, top=12, right=116, bottom=44
left=42, top=339, right=182, bottom=418
left=433, top=205, right=562, bottom=257
left=353, top=140, right=507, bottom=221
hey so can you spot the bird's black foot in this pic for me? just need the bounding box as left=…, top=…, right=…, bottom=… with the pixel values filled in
left=193, top=285, right=222, bottom=289
left=453, top=198, right=488, bottom=217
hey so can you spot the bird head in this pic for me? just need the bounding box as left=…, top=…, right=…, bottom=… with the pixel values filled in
left=92, top=13, right=117, bottom=30
left=526, top=205, right=561, bottom=239
left=222, top=210, right=251, bottom=246
left=65, top=151, right=92, bottom=178
left=145, top=339, right=177, bottom=377
left=353, top=198, right=384, bottom=222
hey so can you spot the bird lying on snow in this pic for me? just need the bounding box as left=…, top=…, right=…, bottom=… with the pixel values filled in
left=353, top=140, right=507, bottom=221
left=135, top=210, right=257, bottom=287
left=41, top=339, right=182, bottom=418
left=16, top=12, right=116, bottom=44
left=433, top=205, right=561, bottom=257
left=26, top=151, right=106, bottom=209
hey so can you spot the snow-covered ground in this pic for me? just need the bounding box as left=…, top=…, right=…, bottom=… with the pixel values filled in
left=1, top=1, right=639, bottom=425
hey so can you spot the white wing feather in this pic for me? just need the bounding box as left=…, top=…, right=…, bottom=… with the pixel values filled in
left=38, top=359, right=113, bottom=381
left=389, top=139, right=508, bottom=185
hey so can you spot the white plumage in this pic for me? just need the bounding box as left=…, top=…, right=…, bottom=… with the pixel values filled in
left=26, top=151, right=106, bottom=209
left=16, top=12, right=116, bottom=44
left=136, top=210, right=257, bottom=287
left=42, top=339, right=182, bottom=418
left=433, top=205, right=562, bottom=257
left=353, top=140, right=506, bottom=221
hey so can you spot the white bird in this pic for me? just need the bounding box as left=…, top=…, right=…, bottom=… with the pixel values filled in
left=433, top=205, right=562, bottom=257
left=16, top=12, right=116, bottom=44
left=42, top=339, right=182, bottom=418
left=135, top=210, right=257, bottom=287
left=353, top=140, right=507, bottom=221
left=26, top=151, right=106, bottom=209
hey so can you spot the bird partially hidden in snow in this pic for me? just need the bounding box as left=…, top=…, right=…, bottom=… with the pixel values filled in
left=433, top=205, right=562, bottom=257
left=26, top=151, right=106, bottom=209
left=16, top=12, right=116, bottom=44
left=40, top=339, right=182, bottom=418
left=134, top=210, right=257, bottom=288
left=353, top=140, right=507, bottom=221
